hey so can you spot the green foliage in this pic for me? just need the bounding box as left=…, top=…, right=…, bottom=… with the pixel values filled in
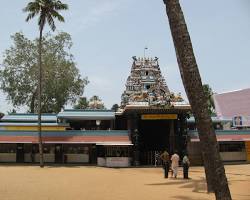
left=0, top=32, right=88, bottom=113
left=111, top=104, right=119, bottom=111
left=23, top=0, right=68, bottom=32
left=74, top=97, right=89, bottom=109
left=203, top=84, right=216, bottom=116
left=0, top=112, right=4, bottom=119
left=7, top=109, right=17, bottom=114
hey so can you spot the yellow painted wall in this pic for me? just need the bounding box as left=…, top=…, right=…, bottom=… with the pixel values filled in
left=5, top=126, right=66, bottom=131
left=246, top=141, right=250, bottom=161
left=141, top=114, right=177, bottom=120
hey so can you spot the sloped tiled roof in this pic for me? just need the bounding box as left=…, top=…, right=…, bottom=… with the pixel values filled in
left=214, top=88, right=250, bottom=118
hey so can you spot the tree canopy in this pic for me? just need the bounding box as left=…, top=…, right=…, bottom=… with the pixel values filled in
left=73, top=97, right=89, bottom=109
left=111, top=104, right=119, bottom=111
left=203, top=84, right=215, bottom=116
left=23, top=0, right=68, bottom=32
left=0, top=32, right=88, bottom=113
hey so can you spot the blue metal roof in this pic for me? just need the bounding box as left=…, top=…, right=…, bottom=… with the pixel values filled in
left=0, top=122, right=68, bottom=127
left=1, top=114, right=57, bottom=122
left=58, top=109, right=115, bottom=120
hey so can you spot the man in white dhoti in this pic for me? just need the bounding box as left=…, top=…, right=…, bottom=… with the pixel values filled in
left=171, top=152, right=180, bottom=178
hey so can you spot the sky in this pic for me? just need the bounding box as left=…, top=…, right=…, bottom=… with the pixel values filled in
left=0, top=0, right=249, bottom=113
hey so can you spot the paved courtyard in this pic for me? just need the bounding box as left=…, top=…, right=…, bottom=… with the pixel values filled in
left=0, top=164, right=249, bottom=200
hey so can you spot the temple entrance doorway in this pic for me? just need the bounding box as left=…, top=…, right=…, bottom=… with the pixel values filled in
left=138, top=119, right=172, bottom=165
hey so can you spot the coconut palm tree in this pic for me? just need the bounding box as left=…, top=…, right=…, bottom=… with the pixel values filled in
left=163, top=0, right=232, bottom=199
left=23, top=0, right=68, bottom=167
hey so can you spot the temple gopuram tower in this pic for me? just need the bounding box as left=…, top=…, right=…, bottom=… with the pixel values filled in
left=121, top=56, right=171, bottom=107
left=118, top=56, right=190, bottom=166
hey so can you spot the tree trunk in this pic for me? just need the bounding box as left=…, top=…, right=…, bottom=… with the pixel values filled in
left=163, top=0, right=232, bottom=199
left=38, top=28, right=44, bottom=168
left=30, top=88, right=38, bottom=113
left=30, top=93, right=35, bottom=113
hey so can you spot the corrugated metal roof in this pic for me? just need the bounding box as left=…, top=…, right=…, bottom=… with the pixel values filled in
left=1, top=114, right=57, bottom=122
left=58, top=109, right=115, bottom=120
left=0, top=123, right=68, bottom=127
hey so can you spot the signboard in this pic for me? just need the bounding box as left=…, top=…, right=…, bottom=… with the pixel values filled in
left=141, top=114, right=177, bottom=120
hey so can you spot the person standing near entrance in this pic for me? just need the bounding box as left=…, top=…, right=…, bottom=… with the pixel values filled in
left=171, top=152, right=180, bottom=178
left=160, top=150, right=170, bottom=178
left=182, top=154, right=190, bottom=179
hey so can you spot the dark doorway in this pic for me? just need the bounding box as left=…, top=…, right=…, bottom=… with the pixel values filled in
left=138, top=119, right=171, bottom=165
left=16, top=144, right=24, bottom=163
left=89, top=144, right=97, bottom=164
left=55, top=144, right=63, bottom=163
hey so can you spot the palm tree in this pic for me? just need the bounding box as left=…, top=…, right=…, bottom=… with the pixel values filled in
left=163, top=0, right=232, bottom=199
left=23, top=0, right=68, bottom=167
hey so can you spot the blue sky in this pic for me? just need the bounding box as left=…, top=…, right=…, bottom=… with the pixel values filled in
left=0, top=0, right=249, bottom=113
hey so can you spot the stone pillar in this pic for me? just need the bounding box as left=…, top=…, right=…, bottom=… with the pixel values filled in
left=133, top=128, right=140, bottom=166
left=179, top=114, right=188, bottom=157
left=130, top=113, right=140, bottom=166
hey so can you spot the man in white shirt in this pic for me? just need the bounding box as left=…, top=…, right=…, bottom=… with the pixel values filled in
left=171, top=152, right=180, bottom=178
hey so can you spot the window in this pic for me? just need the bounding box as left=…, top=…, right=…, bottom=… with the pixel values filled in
left=64, top=144, right=89, bottom=154
left=24, top=144, right=32, bottom=153
left=43, top=144, right=55, bottom=154
left=219, top=142, right=245, bottom=152
left=0, top=144, right=16, bottom=153
left=105, top=146, right=130, bottom=157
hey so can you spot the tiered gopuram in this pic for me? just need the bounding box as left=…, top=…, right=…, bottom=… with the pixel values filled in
left=121, top=56, right=181, bottom=107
